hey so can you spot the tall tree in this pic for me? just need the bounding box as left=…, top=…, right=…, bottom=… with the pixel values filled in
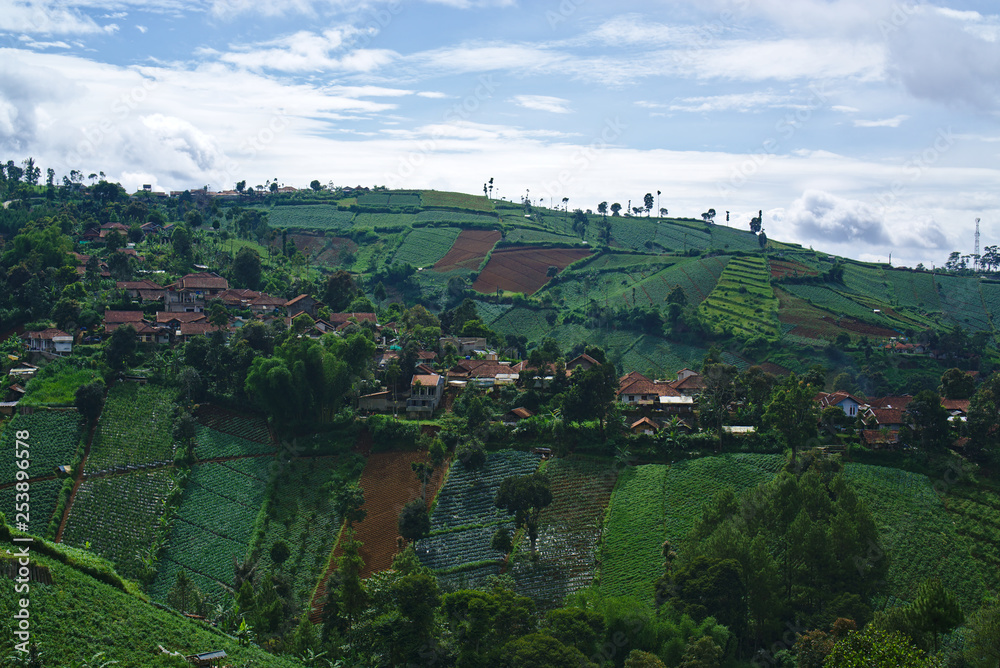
left=398, top=499, right=431, bottom=542
left=643, top=192, right=654, bottom=215
left=495, top=472, right=553, bottom=554
left=762, top=373, right=818, bottom=466
left=903, top=389, right=950, bottom=451
left=231, top=246, right=262, bottom=290
left=939, top=367, right=975, bottom=400
left=610, top=202, right=622, bottom=217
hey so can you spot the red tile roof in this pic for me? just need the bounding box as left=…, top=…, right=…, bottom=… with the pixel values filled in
left=175, top=272, right=228, bottom=290
left=104, top=310, right=146, bottom=324
left=156, top=312, right=206, bottom=324
left=23, top=328, right=70, bottom=340
left=411, top=374, right=441, bottom=386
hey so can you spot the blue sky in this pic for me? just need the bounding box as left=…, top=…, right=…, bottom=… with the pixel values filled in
left=1, top=0, right=999, bottom=268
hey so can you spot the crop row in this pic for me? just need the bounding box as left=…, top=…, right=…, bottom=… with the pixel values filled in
left=843, top=463, right=986, bottom=609
left=86, top=383, right=177, bottom=473
left=391, top=227, right=462, bottom=268
left=255, top=458, right=347, bottom=611
left=0, top=410, right=82, bottom=484
left=511, top=458, right=617, bottom=608
left=426, top=450, right=541, bottom=534
left=265, top=205, right=355, bottom=231
left=61, top=470, right=177, bottom=583
left=0, top=478, right=62, bottom=534
left=194, top=425, right=273, bottom=460
left=195, top=406, right=272, bottom=444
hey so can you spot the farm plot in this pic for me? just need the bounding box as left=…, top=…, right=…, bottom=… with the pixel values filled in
left=979, top=282, right=1000, bottom=330
left=653, top=256, right=728, bottom=305
left=886, top=269, right=941, bottom=311
left=434, top=229, right=501, bottom=271
left=415, top=210, right=496, bottom=225
left=775, top=288, right=844, bottom=341
left=0, top=410, right=82, bottom=484
left=504, top=228, right=581, bottom=244
left=649, top=221, right=712, bottom=253
left=352, top=212, right=416, bottom=230
left=844, top=463, right=986, bottom=609
left=253, top=457, right=349, bottom=612
left=841, top=263, right=894, bottom=304
left=416, top=450, right=540, bottom=575
left=699, top=256, right=780, bottom=340
left=599, top=455, right=785, bottom=600
left=511, top=457, right=617, bottom=609
left=18, top=365, right=103, bottom=407
left=568, top=252, right=665, bottom=273
left=598, top=464, right=666, bottom=599
left=85, top=383, right=177, bottom=474
left=266, top=205, right=355, bottom=231
left=770, top=259, right=817, bottom=280
left=421, top=190, right=495, bottom=212
left=782, top=284, right=908, bottom=334
left=472, top=246, right=593, bottom=295
left=619, top=335, right=708, bottom=379
left=944, top=486, right=1000, bottom=595
left=61, top=469, right=177, bottom=583
left=195, top=405, right=271, bottom=445
left=391, top=227, right=462, bottom=268
left=314, top=236, right=358, bottom=267
left=474, top=299, right=513, bottom=325
left=151, top=459, right=271, bottom=604
left=489, top=307, right=558, bottom=341
left=0, top=478, right=62, bottom=534
left=935, top=274, right=992, bottom=332
left=708, top=225, right=765, bottom=252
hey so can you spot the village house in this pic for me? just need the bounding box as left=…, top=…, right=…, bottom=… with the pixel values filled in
left=815, top=391, right=866, bottom=418
left=286, top=294, right=324, bottom=319
left=22, top=329, right=73, bottom=355
left=502, top=407, right=534, bottom=427
left=406, top=373, right=444, bottom=414
left=165, top=272, right=229, bottom=313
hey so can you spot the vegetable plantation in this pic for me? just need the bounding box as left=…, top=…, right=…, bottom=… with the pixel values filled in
left=194, top=425, right=274, bottom=459
left=61, top=469, right=178, bottom=583
left=0, top=410, right=82, bottom=484
left=265, top=204, right=355, bottom=231
left=416, top=450, right=540, bottom=575
left=151, top=459, right=271, bottom=603
left=85, top=383, right=178, bottom=474
left=0, top=477, right=62, bottom=533
left=510, top=457, right=618, bottom=608
left=699, top=256, right=780, bottom=340
left=391, top=226, right=462, bottom=268
left=195, top=405, right=272, bottom=444
left=843, top=463, right=986, bottom=610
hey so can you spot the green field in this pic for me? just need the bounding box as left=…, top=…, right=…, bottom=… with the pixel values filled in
left=422, top=191, right=495, bottom=212
left=19, top=364, right=102, bottom=407
left=0, top=477, right=62, bottom=533
left=598, top=455, right=787, bottom=599
left=0, top=410, right=82, bottom=484
left=265, top=204, right=356, bottom=231
left=391, top=226, right=463, bottom=268
left=61, top=469, right=178, bottom=583
left=151, top=458, right=271, bottom=604
left=85, top=383, right=177, bottom=473
left=352, top=211, right=417, bottom=229
left=699, top=256, right=780, bottom=340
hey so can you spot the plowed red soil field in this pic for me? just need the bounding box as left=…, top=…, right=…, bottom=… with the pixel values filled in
left=434, top=229, right=501, bottom=271
left=472, top=246, right=592, bottom=295
left=309, top=451, right=447, bottom=623
left=770, top=259, right=817, bottom=279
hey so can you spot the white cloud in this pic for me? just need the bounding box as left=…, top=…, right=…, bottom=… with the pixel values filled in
left=211, top=28, right=398, bottom=73
left=417, top=91, right=448, bottom=98
left=832, top=105, right=860, bottom=113
left=511, top=95, right=572, bottom=114
left=780, top=190, right=891, bottom=245
left=853, top=114, right=909, bottom=128
left=0, top=2, right=111, bottom=35
left=136, top=25, right=147, bottom=33
left=667, top=91, right=803, bottom=113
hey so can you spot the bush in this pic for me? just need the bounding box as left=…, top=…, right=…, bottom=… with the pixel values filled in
left=367, top=414, right=420, bottom=451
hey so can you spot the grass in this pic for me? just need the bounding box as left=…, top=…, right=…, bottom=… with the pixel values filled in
left=19, top=364, right=102, bottom=407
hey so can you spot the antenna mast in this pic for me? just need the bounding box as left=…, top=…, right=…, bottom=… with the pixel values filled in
left=975, top=218, right=981, bottom=271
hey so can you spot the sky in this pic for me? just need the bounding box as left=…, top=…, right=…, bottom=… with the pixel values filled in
left=1, top=0, right=999, bottom=268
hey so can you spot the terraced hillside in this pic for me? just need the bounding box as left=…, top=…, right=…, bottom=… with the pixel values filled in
left=698, top=256, right=780, bottom=340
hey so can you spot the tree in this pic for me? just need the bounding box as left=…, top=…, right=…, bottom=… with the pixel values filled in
left=939, top=367, right=975, bottom=400
left=310, top=179, right=322, bottom=191
left=679, top=635, right=724, bottom=668
left=398, top=499, right=430, bottom=542
left=269, top=540, right=290, bottom=569
left=611, top=202, right=622, bottom=216
left=758, top=230, right=767, bottom=249
left=762, top=374, right=818, bottom=466
left=75, top=381, right=105, bottom=425
left=625, top=650, right=667, bottom=668
left=231, top=247, right=262, bottom=290
left=824, top=627, right=928, bottom=667
left=964, top=597, right=1000, bottom=668
left=903, top=389, right=950, bottom=450
left=185, top=210, right=203, bottom=228
left=491, top=526, right=512, bottom=557
left=597, top=201, right=608, bottom=220
left=561, top=359, right=618, bottom=440
left=643, top=192, right=654, bottom=215
left=172, top=224, right=192, bottom=259
left=660, top=207, right=668, bottom=217
left=333, top=483, right=367, bottom=526
left=324, top=270, right=358, bottom=312
left=904, top=578, right=964, bottom=652
left=495, top=472, right=553, bottom=554
left=700, top=362, right=739, bottom=451
left=500, top=634, right=590, bottom=668
left=106, top=324, right=137, bottom=370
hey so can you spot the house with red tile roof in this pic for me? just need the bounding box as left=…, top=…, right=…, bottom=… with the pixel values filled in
left=22, top=329, right=73, bottom=354
left=407, top=373, right=444, bottom=414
